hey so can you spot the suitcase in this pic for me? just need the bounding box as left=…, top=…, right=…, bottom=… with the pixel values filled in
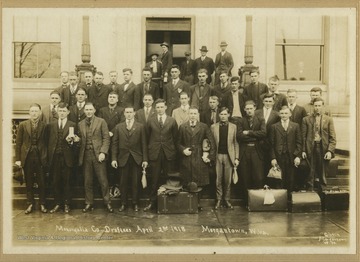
left=248, top=187, right=288, bottom=212
left=157, top=191, right=199, bottom=214
left=321, top=187, right=349, bottom=211
left=290, top=191, right=321, bottom=212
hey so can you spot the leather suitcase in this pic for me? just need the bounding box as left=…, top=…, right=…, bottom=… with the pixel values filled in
left=248, top=188, right=288, bottom=212
left=157, top=192, right=198, bottom=214
left=321, top=187, right=349, bottom=211
left=291, top=191, right=321, bottom=212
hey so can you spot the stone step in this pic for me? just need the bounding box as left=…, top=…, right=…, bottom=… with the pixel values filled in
left=326, top=177, right=349, bottom=187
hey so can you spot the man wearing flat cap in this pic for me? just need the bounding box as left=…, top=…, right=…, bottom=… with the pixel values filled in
left=181, top=51, right=196, bottom=85
left=159, top=42, right=173, bottom=86
left=214, top=41, right=234, bottom=85
left=194, top=46, right=215, bottom=85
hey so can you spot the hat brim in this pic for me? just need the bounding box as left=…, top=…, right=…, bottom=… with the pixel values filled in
left=185, top=187, right=203, bottom=193
left=162, top=185, right=183, bottom=191
left=199, top=49, right=208, bottom=52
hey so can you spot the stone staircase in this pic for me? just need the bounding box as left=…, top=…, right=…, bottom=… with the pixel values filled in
left=12, top=153, right=350, bottom=210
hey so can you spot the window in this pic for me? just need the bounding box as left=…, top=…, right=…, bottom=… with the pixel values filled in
left=14, top=42, right=61, bottom=79
left=275, top=17, right=324, bottom=82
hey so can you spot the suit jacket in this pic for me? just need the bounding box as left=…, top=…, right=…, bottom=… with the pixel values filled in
left=255, top=108, right=280, bottom=135
left=68, top=104, right=86, bottom=125
left=200, top=108, right=220, bottom=127
left=106, top=82, right=121, bottom=92
left=181, top=59, right=196, bottom=78
left=290, top=104, right=307, bottom=127
left=304, top=103, right=332, bottom=117
left=237, top=115, right=266, bottom=161
left=15, top=119, right=47, bottom=166
left=146, top=61, right=163, bottom=79
left=135, top=81, right=160, bottom=108
left=135, top=107, right=156, bottom=125
left=160, top=51, right=173, bottom=76
left=87, top=84, right=112, bottom=112
left=78, top=116, right=110, bottom=166
left=98, top=105, right=125, bottom=132
left=163, top=80, right=191, bottom=115
left=111, top=121, right=148, bottom=167
left=214, top=51, right=234, bottom=75
left=223, top=91, right=246, bottom=118
left=46, top=119, right=77, bottom=168
left=211, top=83, right=232, bottom=107
left=172, top=107, right=190, bottom=127
left=116, top=82, right=138, bottom=110
left=270, top=121, right=302, bottom=160
left=243, top=82, right=269, bottom=109
left=302, top=114, right=336, bottom=157
left=78, top=82, right=95, bottom=93
left=61, top=85, right=80, bottom=106
left=146, top=115, right=178, bottom=161
left=190, top=83, right=211, bottom=114
left=194, top=57, right=215, bottom=84
left=211, top=122, right=239, bottom=165
left=40, top=105, right=58, bottom=124
left=54, top=84, right=69, bottom=94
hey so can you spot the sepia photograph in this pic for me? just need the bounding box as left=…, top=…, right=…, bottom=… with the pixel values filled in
left=1, top=2, right=358, bottom=261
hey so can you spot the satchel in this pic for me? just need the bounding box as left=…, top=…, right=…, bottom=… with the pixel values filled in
left=141, top=168, right=147, bottom=189
left=267, top=164, right=282, bottom=180
left=232, top=167, right=239, bottom=184
left=13, top=165, right=24, bottom=185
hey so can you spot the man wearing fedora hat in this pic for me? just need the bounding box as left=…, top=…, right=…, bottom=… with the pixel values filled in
left=146, top=53, right=163, bottom=91
left=159, top=42, right=173, bottom=85
left=180, top=51, right=196, bottom=85
left=194, top=46, right=215, bottom=85
left=214, top=41, right=234, bottom=85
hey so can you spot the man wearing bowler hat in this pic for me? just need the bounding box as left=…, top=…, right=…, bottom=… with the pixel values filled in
left=214, top=41, right=234, bottom=85
left=159, top=42, right=173, bottom=85
left=194, top=46, right=215, bottom=85
left=180, top=51, right=196, bottom=85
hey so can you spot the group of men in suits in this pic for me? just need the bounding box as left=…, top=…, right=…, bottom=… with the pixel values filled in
left=15, top=62, right=337, bottom=213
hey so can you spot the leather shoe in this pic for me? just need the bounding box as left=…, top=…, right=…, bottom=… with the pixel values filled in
left=118, top=205, right=126, bottom=212
left=224, top=200, right=234, bottom=209
left=198, top=206, right=203, bottom=211
left=214, top=200, right=221, bottom=210
left=82, top=204, right=94, bottom=213
left=143, top=203, right=154, bottom=212
left=25, top=204, right=33, bottom=214
left=64, top=205, right=70, bottom=213
left=133, top=204, right=139, bottom=212
left=49, top=205, right=60, bottom=214
left=40, top=205, right=48, bottom=213
left=106, top=204, right=114, bottom=213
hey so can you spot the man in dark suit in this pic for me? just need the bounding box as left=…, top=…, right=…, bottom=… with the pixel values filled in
left=135, top=94, right=155, bottom=125
left=116, top=68, right=138, bottom=110
left=243, top=69, right=268, bottom=109
left=163, top=64, right=191, bottom=116
left=194, top=46, right=215, bottom=85
left=214, top=41, right=234, bottom=85
left=200, top=96, right=220, bottom=127
left=87, top=71, right=112, bottom=114
left=180, top=51, right=196, bottom=85
left=223, top=76, right=246, bottom=124
left=303, top=87, right=332, bottom=116
left=265, top=75, right=288, bottom=112
left=237, top=100, right=267, bottom=203
left=111, top=106, right=148, bottom=212
left=159, top=42, right=173, bottom=85
left=190, top=68, right=211, bottom=116
left=211, top=71, right=232, bottom=108
left=61, top=71, right=79, bottom=106
left=286, top=89, right=307, bottom=127
left=135, top=68, right=160, bottom=109
left=146, top=53, right=162, bottom=88
left=255, top=93, right=281, bottom=177
left=78, top=71, right=95, bottom=92
left=302, top=98, right=336, bottom=192
left=68, top=88, right=87, bottom=125
left=15, top=104, right=48, bottom=214
left=54, top=71, right=70, bottom=94
left=46, top=102, right=79, bottom=213
left=78, top=102, right=113, bottom=213
left=40, top=90, right=61, bottom=124
left=106, top=71, right=121, bottom=91
left=143, top=99, right=179, bottom=211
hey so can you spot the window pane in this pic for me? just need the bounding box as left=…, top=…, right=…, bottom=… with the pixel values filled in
left=14, top=42, right=61, bottom=79
left=275, top=45, right=322, bottom=81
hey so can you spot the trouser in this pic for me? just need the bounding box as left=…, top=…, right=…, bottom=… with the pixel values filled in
left=307, top=143, right=325, bottom=190
left=215, top=154, right=233, bottom=201
left=52, top=153, right=71, bottom=205
left=24, top=150, right=46, bottom=205
left=277, top=152, right=295, bottom=198
left=83, top=150, right=110, bottom=205
left=119, top=155, right=141, bottom=205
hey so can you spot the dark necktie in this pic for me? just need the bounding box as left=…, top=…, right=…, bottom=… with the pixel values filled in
left=86, top=118, right=92, bottom=126
left=59, top=120, right=63, bottom=129
left=51, top=106, right=57, bottom=118
left=248, top=117, right=253, bottom=128
left=191, top=121, right=196, bottom=128
left=159, top=116, right=163, bottom=128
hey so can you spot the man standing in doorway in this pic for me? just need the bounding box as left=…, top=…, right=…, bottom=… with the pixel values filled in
left=214, top=41, right=234, bottom=85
